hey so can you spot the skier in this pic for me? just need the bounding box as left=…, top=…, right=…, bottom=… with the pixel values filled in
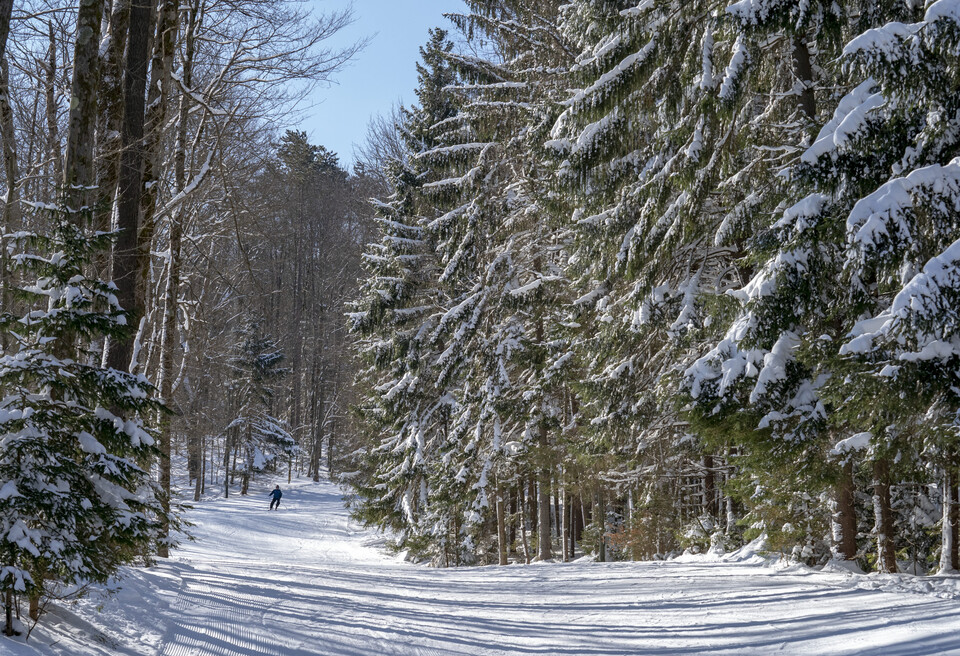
left=269, top=485, right=283, bottom=510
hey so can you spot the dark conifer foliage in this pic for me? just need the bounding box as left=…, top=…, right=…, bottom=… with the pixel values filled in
left=348, top=0, right=960, bottom=573
left=0, top=206, right=163, bottom=634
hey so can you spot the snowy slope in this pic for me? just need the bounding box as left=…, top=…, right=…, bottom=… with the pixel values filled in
left=5, top=476, right=960, bottom=655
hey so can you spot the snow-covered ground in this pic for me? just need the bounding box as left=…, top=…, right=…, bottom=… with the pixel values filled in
left=6, top=476, right=960, bottom=655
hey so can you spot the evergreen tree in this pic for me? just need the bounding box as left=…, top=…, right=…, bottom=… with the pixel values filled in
left=0, top=207, right=162, bottom=635
left=683, top=0, right=934, bottom=569
left=351, top=4, right=576, bottom=564
left=431, top=0, right=575, bottom=563
left=549, top=0, right=773, bottom=555
left=226, top=320, right=295, bottom=496
left=344, top=0, right=960, bottom=573
left=349, top=29, right=464, bottom=560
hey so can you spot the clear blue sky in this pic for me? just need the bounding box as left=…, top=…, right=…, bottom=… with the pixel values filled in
left=302, top=0, right=467, bottom=170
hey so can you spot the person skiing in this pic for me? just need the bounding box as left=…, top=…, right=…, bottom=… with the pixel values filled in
left=269, top=485, right=283, bottom=510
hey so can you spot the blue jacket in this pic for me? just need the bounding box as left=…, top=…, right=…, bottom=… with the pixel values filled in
left=270, top=489, right=282, bottom=500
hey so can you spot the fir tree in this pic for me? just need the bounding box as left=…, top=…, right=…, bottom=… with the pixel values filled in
left=0, top=206, right=163, bottom=635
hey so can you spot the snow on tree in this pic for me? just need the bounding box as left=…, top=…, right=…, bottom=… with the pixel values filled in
left=224, top=320, right=296, bottom=497
left=349, top=28, right=465, bottom=560
left=350, top=3, right=578, bottom=564
left=0, top=206, right=163, bottom=635
left=546, top=0, right=807, bottom=553
left=832, top=1, right=960, bottom=572
left=430, top=0, right=576, bottom=563
left=341, top=0, right=960, bottom=572
left=683, top=1, right=953, bottom=570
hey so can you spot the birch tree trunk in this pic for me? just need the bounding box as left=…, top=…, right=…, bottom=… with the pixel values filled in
left=940, top=469, right=955, bottom=573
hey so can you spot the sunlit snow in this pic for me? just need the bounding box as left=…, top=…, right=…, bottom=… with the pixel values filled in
left=5, top=475, right=960, bottom=655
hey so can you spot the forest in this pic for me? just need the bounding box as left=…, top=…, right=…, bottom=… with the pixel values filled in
left=0, top=0, right=378, bottom=635
left=1, top=0, right=960, bottom=641
left=347, top=0, right=960, bottom=575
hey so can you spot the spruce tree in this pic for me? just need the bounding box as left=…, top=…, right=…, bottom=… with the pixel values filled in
left=433, top=0, right=574, bottom=563
left=549, top=0, right=767, bottom=554
left=349, top=29, right=464, bottom=560
left=683, top=0, right=933, bottom=568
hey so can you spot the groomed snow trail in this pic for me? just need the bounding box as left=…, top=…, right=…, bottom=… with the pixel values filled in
left=147, top=478, right=960, bottom=656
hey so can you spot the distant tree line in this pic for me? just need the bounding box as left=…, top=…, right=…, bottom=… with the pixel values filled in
left=348, top=0, right=960, bottom=577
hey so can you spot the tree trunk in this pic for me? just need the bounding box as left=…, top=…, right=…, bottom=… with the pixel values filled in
left=136, top=0, right=179, bottom=314
left=518, top=484, right=530, bottom=564
left=62, top=0, right=105, bottom=210
left=222, top=428, right=232, bottom=498
left=44, top=23, right=62, bottom=196
left=940, top=469, right=955, bottom=573
left=580, top=493, right=589, bottom=544
left=496, top=481, right=508, bottom=565
left=952, top=479, right=959, bottom=568
left=0, top=45, right=18, bottom=352
left=561, top=488, right=570, bottom=562
left=527, top=477, right=537, bottom=534
left=597, top=489, right=607, bottom=563
left=107, top=0, right=151, bottom=373
left=3, top=587, right=12, bottom=636
left=835, top=460, right=858, bottom=560
left=537, top=474, right=552, bottom=560
left=725, top=495, right=736, bottom=535
left=240, top=423, right=252, bottom=496
left=154, top=218, right=181, bottom=555
left=194, top=433, right=203, bottom=501
left=174, top=0, right=199, bottom=192
left=328, top=415, right=336, bottom=476
left=553, top=485, right=561, bottom=542
left=0, top=0, right=14, bottom=93
left=873, top=457, right=897, bottom=573
left=311, top=383, right=324, bottom=482
left=507, top=489, right=516, bottom=549
left=94, top=0, right=130, bottom=245
left=792, top=35, right=816, bottom=121
left=569, top=494, right=579, bottom=558
left=703, top=454, right=717, bottom=518
left=0, top=59, right=18, bottom=233
left=231, top=439, right=239, bottom=485
left=453, top=512, right=461, bottom=567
